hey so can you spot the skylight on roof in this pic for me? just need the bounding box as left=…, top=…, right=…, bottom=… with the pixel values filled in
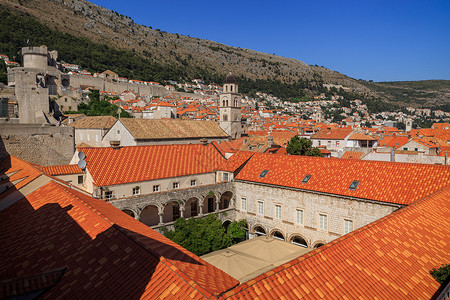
left=302, top=175, right=311, bottom=184
left=259, top=170, right=269, bottom=178
left=349, top=180, right=360, bottom=190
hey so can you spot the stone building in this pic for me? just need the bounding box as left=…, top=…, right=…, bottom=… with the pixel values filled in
left=1, top=152, right=449, bottom=298
left=67, top=115, right=117, bottom=147
left=101, top=118, right=229, bottom=147
left=219, top=73, right=242, bottom=139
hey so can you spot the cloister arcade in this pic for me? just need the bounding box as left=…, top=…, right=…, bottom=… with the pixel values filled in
left=110, top=182, right=235, bottom=229
left=249, top=224, right=318, bottom=249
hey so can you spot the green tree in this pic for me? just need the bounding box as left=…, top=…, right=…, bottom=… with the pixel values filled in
left=76, top=90, right=132, bottom=118
left=164, top=214, right=247, bottom=256
left=286, top=136, right=323, bottom=157
left=430, top=264, right=450, bottom=285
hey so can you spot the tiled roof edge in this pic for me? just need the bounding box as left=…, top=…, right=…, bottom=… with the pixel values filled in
left=223, top=184, right=450, bottom=297
left=234, top=179, right=405, bottom=207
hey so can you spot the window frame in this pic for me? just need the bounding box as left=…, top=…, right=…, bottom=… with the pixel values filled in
left=241, top=197, right=247, bottom=211
left=77, top=175, right=84, bottom=185
left=173, top=182, right=179, bottom=189
left=153, top=185, right=160, bottom=193
left=296, top=209, right=304, bottom=225
left=257, top=201, right=264, bottom=216
left=319, top=213, right=328, bottom=231
left=132, top=186, right=140, bottom=196
left=344, top=219, right=353, bottom=234
left=275, top=204, right=282, bottom=220
left=190, top=179, right=197, bottom=186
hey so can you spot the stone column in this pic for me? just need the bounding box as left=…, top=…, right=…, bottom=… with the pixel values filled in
left=180, top=205, right=185, bottom=218
left=198, top=198, right=204, bottom=217
left=215, top=198, right=221, bottom=212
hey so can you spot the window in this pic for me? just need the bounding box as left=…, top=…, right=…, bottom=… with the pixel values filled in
left=105, top=191, right=113, bottom=200
left=87, top=135, right=90, bottom=142
left=117, top=130, right=120, bottom=134
left=133, top=187, right=140, bottom=196
left=403, top=147, right=408, bottom=150
left=259, top=170, right=269, bottom=178
left=223, top=172, right=229, bottom=182
left=153, top=185, right=160, bottom=192
left=349, top=180, right=360, bottom=190
left=344, top=219, right=353, bottom=234
left=173, top=182, right=179, bottom=189
left=241, top=198, right=247, bottom=211
left=301, top=175, right=311, bottom=184
left=319, top=214, right=327, bottom=231
left=77, top=175, right=83, bottom=185
left=257, top=201, right=264, bottom=215
left=80, top=134, right=83, bottom=141
left=191, top=179, right=197, bottom=186
left=275, top=205, right=282, bottom=220
left=414, top=148, right=418, bottom=151
left=296, top=209, right=304, bottom=225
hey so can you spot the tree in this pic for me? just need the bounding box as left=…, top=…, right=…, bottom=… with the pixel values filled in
left=76, top=90, right=132, bottom=118
left=164, top=214, right=247, bottom=256
left=430, top=264, right=450, bottom=285
left=286, top=136, right=323, bottom=157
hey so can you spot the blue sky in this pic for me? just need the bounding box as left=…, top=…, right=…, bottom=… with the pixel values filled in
left=89, top=0, right=450, bottom=82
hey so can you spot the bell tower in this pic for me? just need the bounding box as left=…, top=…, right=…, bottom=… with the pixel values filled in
left=219, top=73, right=242, bottom=139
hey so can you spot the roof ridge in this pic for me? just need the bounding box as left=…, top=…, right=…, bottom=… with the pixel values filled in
left=53, top=181, right=225, bottom=298
left=223, top=184, right=450, bottom=297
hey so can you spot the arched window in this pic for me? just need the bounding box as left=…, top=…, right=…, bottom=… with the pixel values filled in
left=291, top=236, right=308, bottom=248
left=272, top=231, right=285, bottom=241
left=254, top=226, right=266, bottom=236
left=230, top=85, right=233, bottom=92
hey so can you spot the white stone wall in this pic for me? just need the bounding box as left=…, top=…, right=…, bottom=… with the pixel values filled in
left=75, top=128, right=105, bottom=147
left=234, top=181, right=399, bottom=247
left=93, top=172, right=215, bottom=199
left=101, top=121, right=137, bottom=147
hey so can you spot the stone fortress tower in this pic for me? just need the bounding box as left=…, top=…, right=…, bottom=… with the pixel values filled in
left=219, top=73, right=242, bottom=139
left=8, top=45, right=60, bottom=124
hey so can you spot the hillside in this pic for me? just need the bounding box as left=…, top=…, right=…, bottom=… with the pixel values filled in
left=1, top=0, right=449, bottom=109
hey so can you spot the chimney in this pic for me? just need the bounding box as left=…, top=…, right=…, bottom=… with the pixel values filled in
left=200, top=138, right=208, bottom=146
left=110, top=140, right=121, bottom=149
left=268, top=135, right=274, bottom=147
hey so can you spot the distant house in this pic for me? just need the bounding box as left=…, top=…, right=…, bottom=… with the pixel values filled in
left=68, top=116, right=117, bottom=147
left=102, top=118, right=229, bottom=147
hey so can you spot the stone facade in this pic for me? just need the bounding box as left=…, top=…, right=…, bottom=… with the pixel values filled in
left=233, top=181, right=401, bottom=248
left=0, top=124, right=75, bottom=165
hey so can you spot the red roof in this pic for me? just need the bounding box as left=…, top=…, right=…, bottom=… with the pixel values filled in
left=311, top=128, right=353, bottom=140
left=224, top=185, right=450, bottom=299
left=340, top=151, right=364, bottom=159
left=217, top=151, right=254, bottom=172
left=235, top=153, right=450, bottom=205
left=0, top=158, right=239, bottom=298
left=39, top=164, right=83, bottom=175
left=378, top=135, right=410, bottom=149
left=80, top=144, right=225, bottom=187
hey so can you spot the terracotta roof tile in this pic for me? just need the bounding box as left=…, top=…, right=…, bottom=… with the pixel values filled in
left=235, top=152, right=450, bottom=205
left=119, top=119, right=228, bottom=140
left=340, top=151, right=364, bottom=160
left=39, top=164, right=83, bottom=175
left=217, top=151, right=254, bottom=172
left=225, top=185, right=450, bottom=299
left=80, top=144, right=225, bottom=186
left=0, top=158, right=239, bottom=299
left=67, top=116, right=117, bottom=129
left=311, top=129, right=353, bottom=140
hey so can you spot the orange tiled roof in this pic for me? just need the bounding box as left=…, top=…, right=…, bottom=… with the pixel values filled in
left=311, top=128, right=353, bottom=140
left=378, top=135, right=410, bottom=149
left=341, top=151, right=364, bottom=159
left=39, top=164, right=83, bottom=175
left=0, top=159, right=239, bottom=298
left=235, top=153, right=450, bottom=205
left=225, top=185, right=450, bottom=299
left=348, top=132, right=376, bottom=140
left=80, top=144, right=225, bottom=186
left=217, top=151, right=254, bottom=172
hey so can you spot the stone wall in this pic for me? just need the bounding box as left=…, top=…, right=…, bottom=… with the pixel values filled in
left=0, top=124, right=75, bottom=166
left=234, top=181, right=401, bottom=247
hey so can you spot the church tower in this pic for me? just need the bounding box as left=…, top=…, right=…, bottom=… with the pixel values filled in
left=219, top=73, right=242, bottom=139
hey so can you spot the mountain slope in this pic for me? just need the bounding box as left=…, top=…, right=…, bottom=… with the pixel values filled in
left=2, top=0, right=449, bottom=109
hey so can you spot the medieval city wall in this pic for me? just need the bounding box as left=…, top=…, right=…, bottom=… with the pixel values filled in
left=0, top=124, right=75, bottom=166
